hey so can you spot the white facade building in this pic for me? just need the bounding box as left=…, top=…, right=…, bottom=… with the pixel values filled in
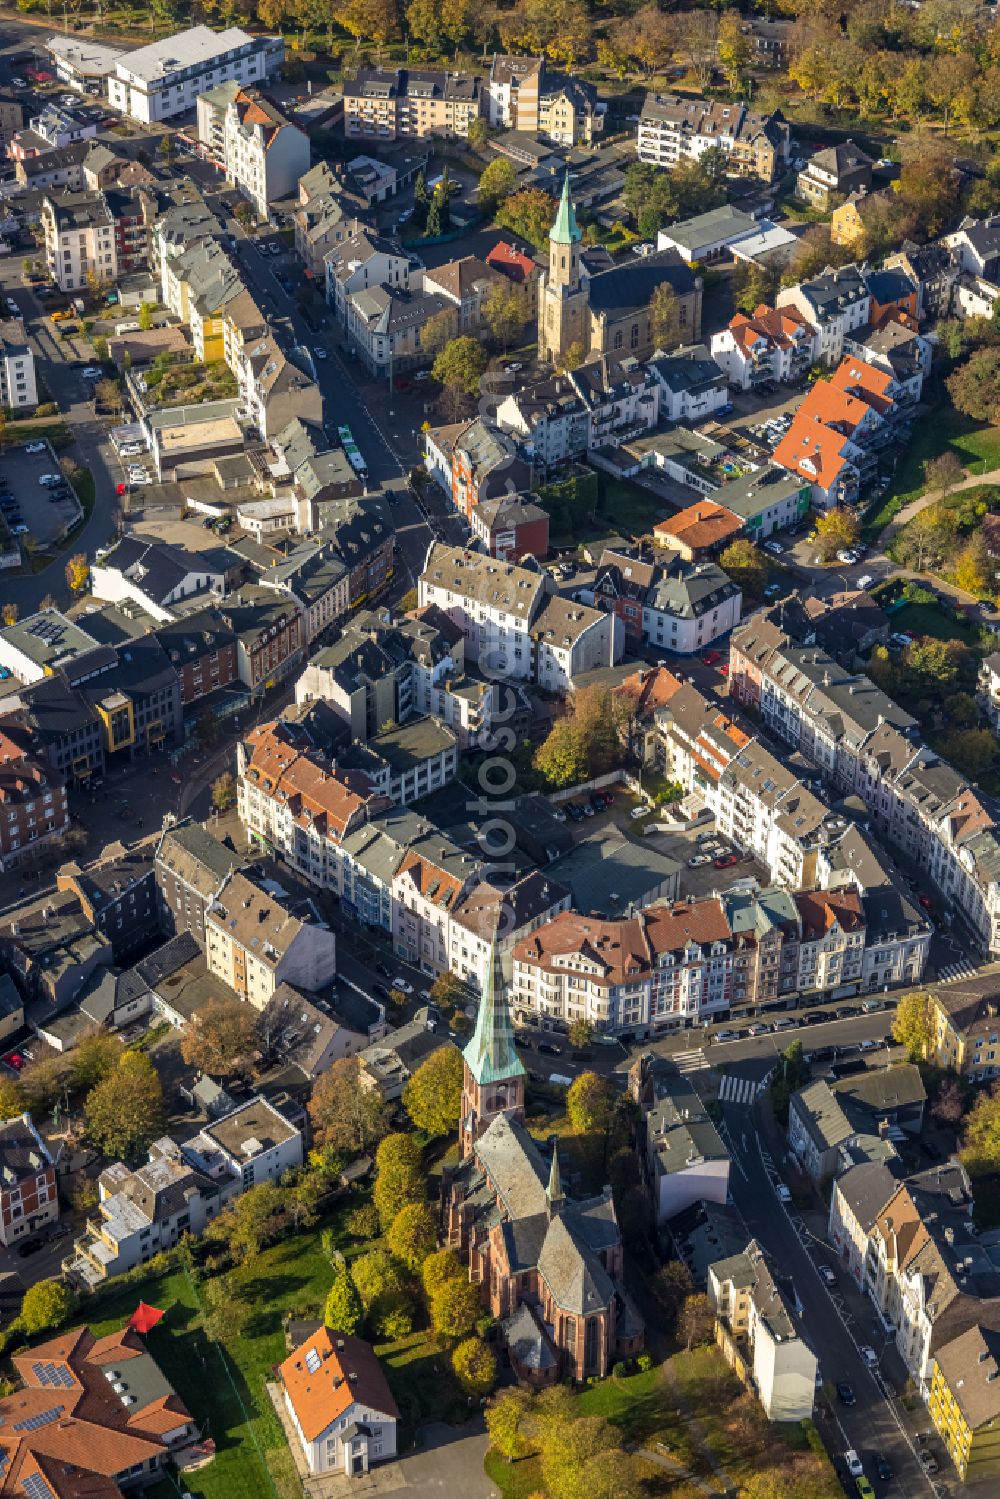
left=108, top=25, right=283, bottom=123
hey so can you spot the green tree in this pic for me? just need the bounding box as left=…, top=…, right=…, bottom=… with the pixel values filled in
left=813, top=506, right=861, bottom=562
left=84, top=1052, right=165, bottom=1163
left=0, top=1077, right=24, bottom=1121
left=413, top=168, right=431, bottom=230
left=180, top=998, right=258, bottom=1079
left=961, top=1084, right=1000, bottom=1176
left=533, top=717, right=589, bottom=788
left=65, top=1034, right=121, bottom=1094
left=386, top=1201, right=438, bottom=1270
left=568, top=1018, right=593, bottom=1050
left=208, top=1180, right=289, bottom=1262
left=486, top=1387, right=532, bottom=1459
left=938, top=727, right=1000, bottom=779
left=924, top=450, right=964, bottom=496
left=733, top=259, right=777, bottom=315
left=720, top=538, right=769, bottom=601
left=467, top=117, right=490, bottom=148
left=649, top=280, right=680, bottom=349
left=432, top=336, right=488, bottom=399
left=483, top=282, right=525, bottom=352
left=652, top=1259, right=694, bottom=1336
left=351, top=1247, right=414, bottom=1338
left=421, top=308, right=457, bottom=359
left=422, top=1246, right=466, bottom=1299
left=308, top=1056, right=389, bottom=1156
left=430, top=972, right=465, bottom=1011
left=718, top=9, right=751, bottom=89
left=567, top=1071, right=615, bottom=1135
left=20, top=1054, right=71, bottom=1117
left=373, top=1132, right=425, bottom=1230
left=892, top=991, right=934, bottom=1061
left=430, top=1274, right=480, bottom=1339
left=947, top=345, right=1000, bottom=422
left=324, top=1261, right=364, bottom=1335
left=138, top=301, right=155, bottom=332
left=403, top=1045, right=464, bottom=1135
left=496, top=187, right=556, bottom=248
left=539, top=1413, right=622, bottom=1499
left=452, top=1335, right=497, bottom=1396
left=479, top=157, right=516, bottom=212
left=211, top=772, right=236, bottom=811
left=19, top=1279, right=74, bottom=1336
left=679, top=1292, right=714, bottom=1351
left=202, top=1274, right=251, bottom=1345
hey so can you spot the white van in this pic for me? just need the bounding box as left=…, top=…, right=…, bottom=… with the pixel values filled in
left=115, top=320, right=140, bottom=334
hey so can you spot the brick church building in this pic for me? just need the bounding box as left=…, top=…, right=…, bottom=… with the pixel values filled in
left=444, top=953, right=643, bottom=1383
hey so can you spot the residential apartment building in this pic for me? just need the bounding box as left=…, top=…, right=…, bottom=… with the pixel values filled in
left=343, top=67, right=483, bottom=142
left=422, top=256, right=506, bottom=335
left=205, top=869, right=337, bottom=1008
left=729, top=616, right=1000, bottom=958
left=0, top=1112, right=58, bottom=1248
left=418, top=543, right=621, bottom=692
left=213, top=85, right=310, bottom=218
left=709, top=1239, right=818, bottom=1420
left=925, top=973, right=1000, bottom=1083
left=64, top=1098, right=301, bottom=1286
left=325, top=229, right=411, bottom=323
left=108, top=25, right=283, bottom=123
left=795, top=140, right=873, bottom=209
left=637, top=94, right=789, bottom=181
left=392, top=842, right=480, bottom=975
left=0, top=319, right=36, bottom=410
left=929, top=1324, right=1000, bottom=1481
left=630, top=1055, right=730, bottom=1222
left=494, top=358, right=660, bottom=467
left=41, top=189, right=116, bottom=292
left=777, top=266, right=871, bottom=366
left=237, top=719, right=386, bottom=891
left=710, top=303, right=818, bottom=390
left=470, top=494, right=550, bottom=564
left=281, top=1328, right=399, bottom=1479
left=0, top=725, right=68, bottom=871
left=484, top=55, right=605, bottom=145
left=154, top=818, right=239, bottom=944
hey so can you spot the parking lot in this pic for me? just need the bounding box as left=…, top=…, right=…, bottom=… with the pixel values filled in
left=4, top=440, right=81, bottom=548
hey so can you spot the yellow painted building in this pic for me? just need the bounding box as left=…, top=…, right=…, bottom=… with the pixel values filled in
left=925, top=973, right=1000, bottom=1082
left=929, top=1325, right=1000, bottom=1481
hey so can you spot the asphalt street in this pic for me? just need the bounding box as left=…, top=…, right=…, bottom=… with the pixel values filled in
left=722, top=1093, right=958, bottom=1499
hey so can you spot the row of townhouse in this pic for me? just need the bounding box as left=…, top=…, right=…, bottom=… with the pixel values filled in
left=828, top=1158, right=1000, bottom=1480
left=636, top=93, right=789, bottom=182
left=509, top=871, right=929, bottom=1037
left=154, top=200, right=323, bottom=441
left=730, top=616, right=1000, bottom=957
left=343, top=55, right=605, bottom=147
left=418, top=542, right=621, bottom=692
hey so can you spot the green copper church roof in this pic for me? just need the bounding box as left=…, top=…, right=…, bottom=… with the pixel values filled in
left=551, top=171, right=582, bottom=246
left=463, top=947, right=525, bottom=1087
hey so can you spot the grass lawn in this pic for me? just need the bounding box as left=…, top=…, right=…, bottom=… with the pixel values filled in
left=863, top=400, right=1000, bottom=538
left=484, top=1449, right=544, bottom=1499
left=891, top=600, right=984, bottom=646
left=595, top=472, right=669, bottom=537
left=376, top=1329, right=471, bottom=1439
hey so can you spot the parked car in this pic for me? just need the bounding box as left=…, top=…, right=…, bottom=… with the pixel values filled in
left=38, top=474, right=61, bottom=487
left=844, top=1450, right=863, bottom=1479
left=630, top=805, right=648, bottom=820
left=837, top=1381, right=856, bottom=1406
left=917, top=1449, right=939, bottom=1475
left=688, top=854, right=712, bottom=867
left=856, top=1480, right=875, bottom=1499
left=714, top=1029, right=737, bottom=1042
left=393, top=978, right=413, bottom=995
left=859, top=1345, right=878, bottom=1368
left=818, top=1265, right=836, bottom=1287
left=580, top=801, right=594, bottom=817
left=537, top=1041, right=562, bottom=1057
left=566, top=802, right=584, bottom=822
left=763, top=540, right=784, bottom=555
left=775, top=1183, right=792, bottom=1203
left=24, top=441, right=45, bottom=454
left=714, top=853, right=738, bottom=869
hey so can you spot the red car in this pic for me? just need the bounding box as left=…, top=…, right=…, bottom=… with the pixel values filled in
left=5, top=1054, right=23, bottom=1071
left=918, top=894, right=933, bottom=910
left=719, top=664, right=730, bottom=677
left=714, top=853, right=738, bottom=869
left=702, top=650, right=721, bottom=666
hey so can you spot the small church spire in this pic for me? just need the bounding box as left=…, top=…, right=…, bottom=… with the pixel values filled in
left=547, top=1139, right=565, bottom=1214
left=550, top=171, right=582, bottom=246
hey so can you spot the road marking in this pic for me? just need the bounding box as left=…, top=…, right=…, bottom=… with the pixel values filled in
left=718, top=1073, right=767, bottom=1106
left=671, top=1047, right=707, bottom=1073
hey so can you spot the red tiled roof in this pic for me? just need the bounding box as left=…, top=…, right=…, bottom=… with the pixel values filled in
left=773, top=416, right=853, bottom=490
left=280, top=1328, right=398, bottom=1444
left=485, top=240, right=537, bottom=284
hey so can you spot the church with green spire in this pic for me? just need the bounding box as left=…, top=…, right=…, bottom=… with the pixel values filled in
left=537, top=171, right=703, bottom=367
left=459, top=947, right=525, bottom=1159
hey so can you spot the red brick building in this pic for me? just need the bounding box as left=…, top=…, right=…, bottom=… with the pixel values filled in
left=218, top=586, right=304, bottom=691
left=444, top=960, right=643, bottom=1383
left=0, top=1112, right=58, bottom=1248
left=470, top=494, right=550, bottom=562
left=154, top=607, right=238, bottom=707
left=0, top=726, right=69, bottom=871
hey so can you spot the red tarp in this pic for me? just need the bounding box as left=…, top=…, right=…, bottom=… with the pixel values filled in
left=128, top=1302, right=166, bottom=1335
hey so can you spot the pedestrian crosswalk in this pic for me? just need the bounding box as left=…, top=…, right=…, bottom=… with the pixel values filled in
left=937, top=959, right=979, bottom=984
left=718, top=1072, right=768, bottom=1106
left=672, top=1048, right=708, bottom=1074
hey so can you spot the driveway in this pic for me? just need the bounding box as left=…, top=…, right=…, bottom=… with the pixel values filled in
left=404, top=1421, right=495, bottom=1497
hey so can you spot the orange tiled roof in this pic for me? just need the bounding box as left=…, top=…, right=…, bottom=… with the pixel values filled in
left=653, top=500, right=742, bottom=551
left=772, top=416, right=853, bottom=490
left=280, top=1327, right=398, bottom=1444
left=829, top=357, right=896, bottom=415
left=795, top=888, right=864, bottom=939
left=241, top=722, right=379, bottom=840
left=796, top=378, right=871, bottom=436
left=728, top=302, right=815, bottom=356
left=614, top=665, right=684, bottom=717
left=395, top=849, right=464, bottom=909
left=513, top=900, right=732, bottom=983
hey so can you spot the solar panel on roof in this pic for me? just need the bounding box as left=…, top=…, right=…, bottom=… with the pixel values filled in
left=13, top=1407, right=64, bottom=1433
left=23, top=1475, right=56, bottom=1499
left=304, top=1347, right=321, bottom=1374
